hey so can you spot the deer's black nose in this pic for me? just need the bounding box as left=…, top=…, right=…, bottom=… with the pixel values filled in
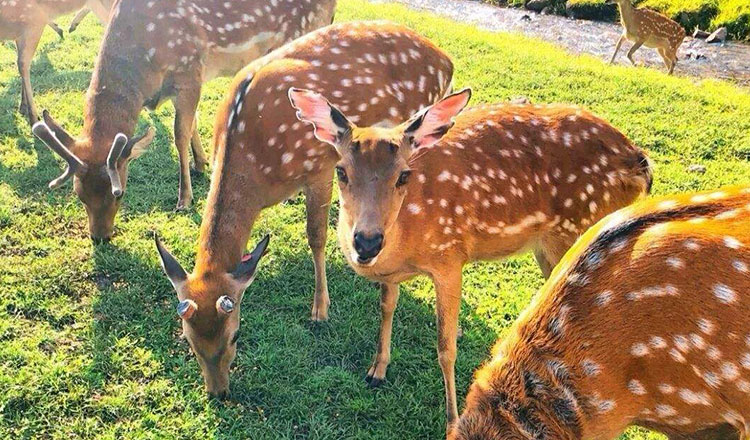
left=353, top=231, right=384, bottom=261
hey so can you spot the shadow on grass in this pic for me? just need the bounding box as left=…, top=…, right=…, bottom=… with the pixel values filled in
left=86, top=239, right=500, bottom=438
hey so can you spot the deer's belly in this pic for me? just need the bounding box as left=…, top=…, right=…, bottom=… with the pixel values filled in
left=204, top=31, right=285, bottom=81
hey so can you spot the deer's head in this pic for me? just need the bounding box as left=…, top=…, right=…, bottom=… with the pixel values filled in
left=32, top=112, right=155, bottom=242
left=155, top=234, right=270, bottom=398
left=289, top=88, right=471, bottom=266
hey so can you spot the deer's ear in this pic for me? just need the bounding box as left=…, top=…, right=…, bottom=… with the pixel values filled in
left=231, top=235, right=271, bottom=290
left=288, top=88, right=352, bottom=147
left=122, top=127, right=156, bottom=161
left=154, top=232, right=188, bottom=294
left=404, top=89, right=472, bottom=149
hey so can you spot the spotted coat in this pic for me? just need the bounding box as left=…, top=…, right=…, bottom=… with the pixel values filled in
left=453, top=186, right=750, bottom=440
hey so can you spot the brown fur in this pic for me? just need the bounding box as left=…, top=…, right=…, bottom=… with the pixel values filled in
left=36, top=0, right=337, bottom=242
left=0, top=0, right=112, bottom=125
left=608, top=0, right=686, bottom=74
left=453, top=186, right=750, bottom=440
left=313, top=98, right=652, bottom=433
left=155, top=22, right=454, bottom=396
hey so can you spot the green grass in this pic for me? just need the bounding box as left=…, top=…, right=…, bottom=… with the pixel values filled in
left=1, top=0, right=749, bottom=438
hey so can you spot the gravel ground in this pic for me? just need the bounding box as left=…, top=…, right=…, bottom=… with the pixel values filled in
left=371, top=0, right=750, bottom=87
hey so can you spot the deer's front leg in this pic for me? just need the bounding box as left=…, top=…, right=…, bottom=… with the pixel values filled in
left=366, top=282, right=400, bottom=387
left=610, top=35, right=625, bottom=64
left=16, top=26, right=44, bottom=126
left=304, top=176, right=334, bottom=322
left=433, top=267, right=462, bottom=433
left=173, top=81, right=202, bottom=210
left=627, top=41, right=644, bottom=66
left=190, top=116, right=208, bottom=174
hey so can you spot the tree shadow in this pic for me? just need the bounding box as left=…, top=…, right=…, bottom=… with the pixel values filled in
left=84, top=238, right=501, bottom=439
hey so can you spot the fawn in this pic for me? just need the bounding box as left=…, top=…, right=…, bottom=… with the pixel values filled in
left=0, top=0, right=112, bottom=126
left=290, top=88, right=653, bottom=433
left=607, top=0, right=686, bottom=74
left=155, top=21, right=454, bottom=397
left=32, top=0, right=337, bottom=244
left=452, top=186, right=750, bottom=440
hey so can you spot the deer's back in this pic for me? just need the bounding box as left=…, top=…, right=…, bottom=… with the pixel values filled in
left=523, top=188, right=750, bottom=437
left=400, top=103, right=650, bottom=260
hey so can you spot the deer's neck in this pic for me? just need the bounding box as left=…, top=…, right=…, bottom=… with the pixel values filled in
left=83, top=51, right=149, bottom=159
left=195, top=142, right=264, bottom=275
left=617, top=1, right=637, bottom=27
left=490, top=353, right=585, bottom=439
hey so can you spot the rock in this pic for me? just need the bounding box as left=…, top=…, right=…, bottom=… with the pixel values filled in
left=687, top=164, right=707, bottom=174
left=693, top=28, right=710, bottom=39
left=541, top=6, right=552, bottom=15
left=706, top=27, right=727, bottom=44
left=520, top=14, right=532, bottom=21
left=525, top=0, right=548, bottom=13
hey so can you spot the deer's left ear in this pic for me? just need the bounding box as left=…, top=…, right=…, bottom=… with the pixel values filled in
left=404, top=88, right=472, bottom=149
left=231, top=235, right=271, bottom=290
left=122, top=126, right=156, bottom=161
left=288, top=88, right=352, bottom=147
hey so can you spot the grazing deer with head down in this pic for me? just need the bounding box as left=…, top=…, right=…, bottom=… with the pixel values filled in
left=32, top=0, right=337, bottom=243
left=0, top=0, right=113, bottom=126
left=154, top=21, right=455, bottom=397
left=607, top=0, right=685, bottom=74
left=289, top=89, right=653, bottom=433
left=451, top=186, right=750, bottom=440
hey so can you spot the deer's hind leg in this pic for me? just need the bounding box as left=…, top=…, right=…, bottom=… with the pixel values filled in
left=304, top=173, right=334, bottom=322
left=657, top=48, right=674, bottom=73
left=16, top=24, right=44, bottom=126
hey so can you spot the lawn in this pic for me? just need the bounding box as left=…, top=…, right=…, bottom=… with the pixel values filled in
left=1, top=0, right=750, bottom=438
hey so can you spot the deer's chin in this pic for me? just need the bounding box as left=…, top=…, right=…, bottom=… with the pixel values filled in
left=352, top=251, right=379, bottom=268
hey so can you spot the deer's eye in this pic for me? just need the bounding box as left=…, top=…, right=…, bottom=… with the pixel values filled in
left=336, top=166, right=348, bottom=184
left=396, top=170, right=412, bottom=188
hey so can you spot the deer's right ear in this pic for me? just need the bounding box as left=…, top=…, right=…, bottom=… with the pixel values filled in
left=154, top=232, right=187, bottom=293
left=42, top=110, right=75, bottom=149
left=288, top=88, right=352, bottom=147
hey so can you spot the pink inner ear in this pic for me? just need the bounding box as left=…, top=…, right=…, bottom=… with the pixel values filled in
left=290, top=90, right=339, bottom=145
left=241, top=253, right=253, bottom=263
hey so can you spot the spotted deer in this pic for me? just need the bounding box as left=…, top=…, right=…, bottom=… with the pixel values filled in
left=451, top=186, right=750, bottom=440
left=289, top=89, right=653, bottom=433
left=154, top=21, right=454, bottom=397
left=607, top=0, right=686, bottom=74
left=32, top=0, right=337, bottom=243
left=0, top=0, right=113, bottom=126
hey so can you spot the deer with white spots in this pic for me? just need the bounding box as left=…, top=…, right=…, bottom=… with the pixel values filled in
left=0, top=0, right=113, bottom=126
left=289, top=89, right=652, bottom=433
left=451, top=186, right=750, bottom=440
left=607, top=0, right=685, bottom=74
left=154, top=21, right=454, bottom=398
left=32, top=0, right=337, bottom=242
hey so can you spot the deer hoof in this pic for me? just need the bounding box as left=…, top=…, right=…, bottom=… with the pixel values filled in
left=365, top=374, right=385, bottom=388
left=175, top=199, right=192, bottom=211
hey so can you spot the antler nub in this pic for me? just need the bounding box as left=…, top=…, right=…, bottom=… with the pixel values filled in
left=106, top=133, right=129, bottom=198
left=32, top=121, right=87, bottom=190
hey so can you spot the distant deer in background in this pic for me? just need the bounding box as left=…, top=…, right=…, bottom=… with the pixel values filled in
left=451, top=186, right=750, bottom=440
left=290, top=89, right=653, bottom=434
left=32, top=0, right=337, bottom=243
left=154, top=21, right=454, bottom=398
left=0, top=0, right=113, bottom=126
left=607, top=0, right=685, bottom=74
